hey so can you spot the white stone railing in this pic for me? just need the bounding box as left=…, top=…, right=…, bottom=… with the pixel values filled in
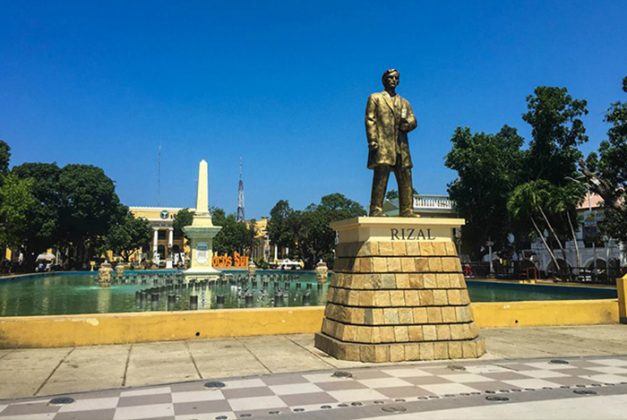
left=413, top=195, right=454, bottom=211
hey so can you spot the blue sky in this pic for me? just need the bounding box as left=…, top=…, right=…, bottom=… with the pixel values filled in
left=1, top=1, right=625, bottom=218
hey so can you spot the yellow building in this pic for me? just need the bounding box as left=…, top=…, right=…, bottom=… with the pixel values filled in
left=250, top=217, right=271, bottom=262
left=129, top=206, right=188, bottom=264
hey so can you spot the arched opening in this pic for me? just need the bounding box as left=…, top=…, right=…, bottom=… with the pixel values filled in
left=586, top=259, right=606, bottom=269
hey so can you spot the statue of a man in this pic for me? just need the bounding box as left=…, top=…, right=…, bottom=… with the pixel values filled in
left=365, top=69, right=417, bottom=217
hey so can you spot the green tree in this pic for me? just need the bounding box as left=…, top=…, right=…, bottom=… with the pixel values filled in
left=445, top=126, right=524, bottom=258
left=58, top=164, right=122, bottom=267
left=268, top=200, right=298, bottom=255
left=296, top=193, right=366, bottom=268
left=523, top=86, right=588, bottom=184
left=0, top=173, right=36, bottom=248
left=385, top=189, right=399, bottom=200
left=508, top=180, right=585, bottom=272
left=511, top=87, right=589, bottom=269
left=0, top=140, right=10, bottom=176
left=582, top=77, right=627, bottom=245
left=11, top=162, right=62, bottom=264
left=103, top=207, right=152, bottom=261
left=211, top=208, right=254, bottom=255
left=173, top=208, right=194, bottom=238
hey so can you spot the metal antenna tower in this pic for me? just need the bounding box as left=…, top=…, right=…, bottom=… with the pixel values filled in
left=236, top=157, right=245, bottom=222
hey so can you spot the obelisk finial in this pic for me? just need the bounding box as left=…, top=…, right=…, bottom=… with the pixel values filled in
left=196, top=160, right=209, bottom=216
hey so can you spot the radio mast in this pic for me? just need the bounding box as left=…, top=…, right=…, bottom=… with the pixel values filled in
left=236, top=158, right=245, bottom=222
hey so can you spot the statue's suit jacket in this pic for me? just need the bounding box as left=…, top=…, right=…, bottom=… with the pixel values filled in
left=365, top=90, right=417, bottom=169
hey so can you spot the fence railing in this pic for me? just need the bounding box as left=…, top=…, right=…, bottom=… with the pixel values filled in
left=463, top=261, right=624, bottom=285
left=413, top=195, right=454, bottom=211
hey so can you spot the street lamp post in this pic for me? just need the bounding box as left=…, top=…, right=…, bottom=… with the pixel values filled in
left=486, top=239, right=494, bottom=276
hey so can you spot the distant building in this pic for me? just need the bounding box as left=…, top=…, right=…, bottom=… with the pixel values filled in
left=528, top=193, right=625, bottom=272
left=129, top=206, right=187, bottom=263
left=250, top=217, right=271, bottom=263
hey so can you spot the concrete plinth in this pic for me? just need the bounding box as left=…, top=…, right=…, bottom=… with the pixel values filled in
left=314, top=216, right=485, bottom=362
left=183, top=225, right=222, bottom=280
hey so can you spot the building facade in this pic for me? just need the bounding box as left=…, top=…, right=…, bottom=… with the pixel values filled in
left=250, top=217, right=272, bottom=263
left=129, top=207, right=187, bottom=265
left=529, top=194, right=625, bottom=273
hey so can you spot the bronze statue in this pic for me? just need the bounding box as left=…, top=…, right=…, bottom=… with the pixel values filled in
left=365, top=69, right=417, bottom=217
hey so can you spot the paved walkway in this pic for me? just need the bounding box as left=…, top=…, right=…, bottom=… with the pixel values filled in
left=1, top=354, right=627, bottom=419
left=0, top=325, right=626, bottom=401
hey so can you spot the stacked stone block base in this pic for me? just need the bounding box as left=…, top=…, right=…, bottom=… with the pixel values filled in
left=315, top=235, right=485, bottom=362
left=315, top=332, right=485, bottom=362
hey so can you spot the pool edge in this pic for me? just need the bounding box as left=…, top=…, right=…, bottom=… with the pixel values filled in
left=0, top=299, right=620, bottom=348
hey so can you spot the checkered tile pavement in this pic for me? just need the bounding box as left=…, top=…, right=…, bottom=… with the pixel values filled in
left=1, top=356, right=627, bottom=419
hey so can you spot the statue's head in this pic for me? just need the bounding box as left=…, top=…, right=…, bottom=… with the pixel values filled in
left=382, top=69, right=400, bottom=89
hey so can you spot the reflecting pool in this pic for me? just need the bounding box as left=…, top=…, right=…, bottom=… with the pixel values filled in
left=0, top=271, right=617, bottom=317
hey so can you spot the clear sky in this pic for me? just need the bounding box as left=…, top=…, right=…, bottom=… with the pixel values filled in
left=1, top=1, right=625, bottom=218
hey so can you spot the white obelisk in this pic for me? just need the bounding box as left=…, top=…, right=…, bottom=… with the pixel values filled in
left=183, top=160, right=222, bottom=279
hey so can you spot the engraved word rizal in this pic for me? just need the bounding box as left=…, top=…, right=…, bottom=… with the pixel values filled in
left=390, top=228, right=435, bottom=241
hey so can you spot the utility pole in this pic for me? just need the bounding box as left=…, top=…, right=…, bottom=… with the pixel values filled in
left=157, top=145, right=162, bottom=206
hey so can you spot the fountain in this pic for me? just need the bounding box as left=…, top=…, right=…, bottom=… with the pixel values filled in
left=247, top=260, right=257, bottom=277
left=97, top=261, right=113, bottom=287
left=115, top=262, right=126, bottom=278
left=315, top=259, right=329, bottom=283
left=183, top=160, right=222, bottom=281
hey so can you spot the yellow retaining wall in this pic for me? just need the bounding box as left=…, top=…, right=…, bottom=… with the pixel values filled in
left=618, top=275, right=627, bottom=324
left=0, top=299, right=620, bottom=348
left=472, top=299, right=618, bottom=328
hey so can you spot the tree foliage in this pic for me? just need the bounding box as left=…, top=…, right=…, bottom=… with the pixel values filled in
left=268, top=193, right=366, bottom=268
left=446, top=86, right=590, bottom=265
left=0, top=173, right=37, bottom=248
left=211, top=207, right=255, bottom=255
left=585, top=77, right=627, bottom=242
left=523, top=86, right=588, bottom=184
left=56, top=164, right=123, bottom=266
left=103, top=208, right=152, bottom=261
left=267, top=200, right=298, bottom=252
left=0, top=140, right=10, bottom=176
left=11, top=162, right=63, bottom=257
left=445, top=126, right=524, bottom=258
left=172, top=208, right=194, bottom=238
left=512, top=87, right=588, bottom=267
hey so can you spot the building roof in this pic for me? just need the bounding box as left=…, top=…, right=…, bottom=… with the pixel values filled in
left=577, top=193, right=604, bottom=210
left=129, top=206, right=186, bottom=211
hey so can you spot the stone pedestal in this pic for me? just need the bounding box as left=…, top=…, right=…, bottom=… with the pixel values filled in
left=315, top=217, right=485, bottom=362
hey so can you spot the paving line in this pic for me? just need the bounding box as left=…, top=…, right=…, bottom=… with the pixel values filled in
left=33, top=347, right=75, bottom=396
left=233, top=336, right=272, bottom=374
left=184, top=341, right=203, bottom=379
left=121, top=344, right=133, bottom=387
left=285, top=335, right=336, bottom=369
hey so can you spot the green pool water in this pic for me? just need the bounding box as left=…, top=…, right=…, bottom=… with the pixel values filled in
left=0, top=271, right=617, bottom=317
